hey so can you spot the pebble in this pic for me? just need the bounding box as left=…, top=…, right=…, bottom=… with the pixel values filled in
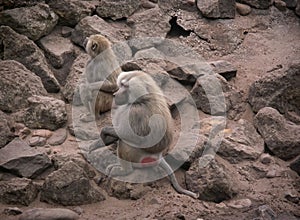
left=19, top=208, right=79, bottom=220
left=48, top=128, right=68, bottom=146
left=227, top=198, right=252, bottom=209
left=236, top=2, right=252, bottom=16
left=259, top=153, right=273, bottom=165
left=28, top=136, right=47, bottom=147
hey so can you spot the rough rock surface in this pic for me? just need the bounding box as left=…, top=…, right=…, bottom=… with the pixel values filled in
left=62, top=53, right=89, bottom=103
left=0, top=3, right=58, bottom=41
left=218, top=119, right=264, bottom=164
left=47, top=0, right=97, bottom=27
left=71, top=15, right=129, bottom=47
left=128, top=7, right=171, bottom=38
left=290, top=156, right=300, bottom=175
left=38, top=33, right=75, bottom=69
left=22, top=95, right=67, bottom=131
left=0, top=138, right=52, bottom=178
left=237, top=0, right=273, bottom=9
left=96, top=0, right=140, bottom=20
left=0, top=60, right=47, bottom=113
left=186, top=156, right=239, bottom=202
left=249, top=63, right=300, bottom=123
left=254, top=107, right=300, bottom=160
left=0, top=111, right=14, bottom=148
left=47, top=128, right=68, bottom=146
left=0, top=26, right=60, bottom=93
left=196, top=0, right=236, bottom=18
left=0, top=178, right=39, bottom=206
left=40, top=161, right=104, bottom=205
left=19, top=208, right=80, bottom=220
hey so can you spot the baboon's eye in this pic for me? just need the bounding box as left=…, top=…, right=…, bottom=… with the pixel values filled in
left=91, top=43, right=97, bottom=51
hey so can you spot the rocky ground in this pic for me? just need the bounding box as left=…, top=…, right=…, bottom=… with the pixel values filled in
left=0, top=0, right=300, bottom=220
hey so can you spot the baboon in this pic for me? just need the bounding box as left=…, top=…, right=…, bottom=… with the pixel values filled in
left=101, top=71, right=199, bottom=199
left=79, top=34, right=122, bottom=122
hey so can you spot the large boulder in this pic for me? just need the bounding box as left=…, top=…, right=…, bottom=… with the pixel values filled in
left=0, top=60, right=47, bottom=113
left=0, top=111, right=14, bottom=148
left=254, top=107, right=300, bottom=160
left=218, top=119, right=264, bottom=164
left=96, top=0, right=140, bottom=20
left=0, top=3, right=58, bottom=41
left=0, top=178, right=39, bottom=205
left=38, top=33, right=76, bottom=69
left=127, top=7, right=171, bottom=38
left=21, top=95, right=67, bottom=131
left=237, top=0, right=273, bottom=9
left=71, top=15, right=130, bottom=47
left=47, top=0, right=97, bottom=27
left=196, top=0, right=236, bottom=19
left=1, top=0, right=44, bottom=9
left=62, top=53, right=90, bottom=103
left=40, top=161, right=105, bottom=205
left=0, top=26, right=60, bottom=93
left=0, top=138, right=52, bottom=178
left=249, top=63, right=300, bottom=124
left=186, top=156, right=239, bottom=202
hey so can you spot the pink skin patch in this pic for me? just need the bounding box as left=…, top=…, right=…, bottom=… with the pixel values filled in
left=139, top=157, right=159, bottom=167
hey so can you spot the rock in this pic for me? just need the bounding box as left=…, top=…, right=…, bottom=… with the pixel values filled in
left=62, top=53, right=90, bottom=103
left=28, top=136, right=47, bottom=147
left=284, top=191, right=299, bottom=204
left=236, top=2, right=252, bottom=15
left=32, top=129, right=53, bottom=139
left=73, top=124, right=100, bottom=140
left=257, top=205, right=277, bottom=220
left=209, top=60, right=237, bottom=81
left=47, top=128, right=68, bottom=146
left=237, top=0, right=273, bottom=9
left=227, top=198, right=252, bottom=209
left=159, top=0, right=197, bottom=12
left=3, top=207, right=23, bottom=216
left=0, top=26, right=60, bottom=93
left=190, top=73, right=245, bottom=119
left=0, top=111, right=14, bottom=148
left=38, top=33, right=75, bottom=69
left=196, top=0, right=236, bottom=18
left=283, top=0, right=297, bottom=8
left=254, top=107, right=300, bottom=160
left=47, top=0, right=97, bottom=27
left=40, top=161, right=105, bottom=205
left=186, top=156, right=238, bottom=202
left=0, top=3, right=58, bottom=41
left=22, top=95, right=67, bottom=131
left=19, top=208, right=79, bottom=220
left=71, top=15, right=129, bottom=47
left=141, top=0, right=156, bottom=9
left=249, top=63, right=300, bottom=123
left=274, top=0, right=287, bottom=11
left=0, top=60, right=47, bottom=113
left=1, top=0, right=44, bottom=9
left=296, top=1, right=300, bottom=16
left=218, top=119, right=264, bottom=164
left=0, top=178, right=39, bottom=206
left=51, top=154, right=96, bottom=179
left=0, top=138, right=52, bottom=178
left=61, top=26, right=73, bottom=37
left=259, top=153, right=274, bottom=165
left=96, top=0, right=140, bottom=20
left=128, top=7, right=171, bottom=38
left=290, top=155, right=300, bottom=175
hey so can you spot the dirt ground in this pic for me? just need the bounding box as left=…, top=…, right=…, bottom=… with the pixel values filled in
left=1, top=6, right=300, bottom=220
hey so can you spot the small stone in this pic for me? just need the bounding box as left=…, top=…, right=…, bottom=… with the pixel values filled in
left=216, top=202, right=227, bottom=209
left=141, top=0, right=156, bottom=8
left=259, top=153, right=273, bottom=165
left=32, top=129, right=53, bottom=139
left=29, top=136, right=47, bottom=147
left=227, top=198, right=252, bottom=209
left=274, top=0, right=287, bottom=11
left=61, top=26, right=73, bottom=37
left=257, top=205, right=277, bottom=219
left=209, top=60, right=237, bottom=81
left=284, top=192, right=299, bottom=204
left=19, top=208, right=79, bottom=220
left=47, top=128, right=68, bottom=146
left=3, top=207, right=23, bottom=216
left=236, top=2, right=251, bottom=16
left=266, top=168, right=280, bottom=178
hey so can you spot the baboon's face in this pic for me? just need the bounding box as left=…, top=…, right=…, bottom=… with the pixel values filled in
left=85, top=34, right=110, bottom=58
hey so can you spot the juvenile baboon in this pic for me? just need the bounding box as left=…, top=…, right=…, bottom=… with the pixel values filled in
left=101, top=71, right=199, bottom=199
left=79, top=34, right=122, bottom=122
